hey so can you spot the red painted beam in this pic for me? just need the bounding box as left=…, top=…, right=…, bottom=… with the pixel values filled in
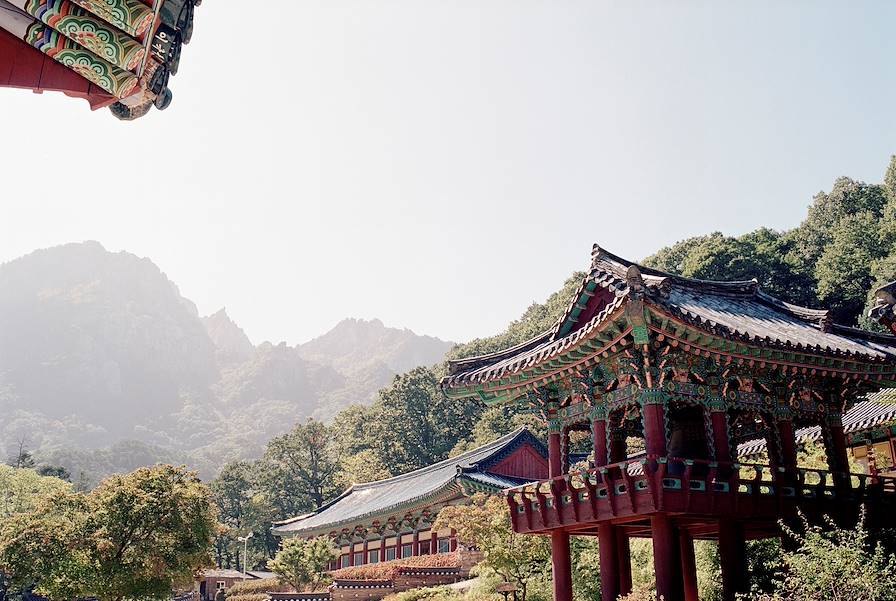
left=0, top=28, right=114, bottom=110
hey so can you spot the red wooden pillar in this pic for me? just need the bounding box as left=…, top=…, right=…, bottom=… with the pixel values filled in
left=549, top=429, right=563, bottom=477
left=827, top=421, right=851, bottom=492
left=450, top=529, right=457, bottom=552
left=777, top=416, right=798, bottom=489
left=718, top=519, right=747, bottom=601
left=643, top=401, right=668, bottom=459
left=549, top=423, right=573, bottom=601
left=593, top=417, right=609, bottom=468
left=380, top=535, right=386, bottom=563
left=431, top=530, right=438, bottom=555
left=551, top=531, right=574, bottom=601
left=651, top=514, right=684, bottom=601
left=679, top=531, right=698, bottom=601
left=412, top=530, right=419, bottom=556
left=348, top=543, right=355, bottom=567
left=617, top=532, right=632, bottom=596
left=362, top=539, right=369, bottom=565
left=710, top=409, right=731, bottom=463
left=598, top=523, right=620, bottom=601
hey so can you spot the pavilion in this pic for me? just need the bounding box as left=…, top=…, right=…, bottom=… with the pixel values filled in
left=441, top=244, right=896, bottom=601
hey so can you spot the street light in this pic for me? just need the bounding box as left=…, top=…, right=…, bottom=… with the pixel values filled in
left=237, top=532, right=254, bottom=580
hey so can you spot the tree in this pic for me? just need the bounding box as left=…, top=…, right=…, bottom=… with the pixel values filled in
left=211, top=460, right=281, bottom=569
left=0, top=464, right=71, bottom=519
left=434, top=494, right=550, bottom=601
left=333, top=450, right=392, bottom=491
left=7, top=439, right=35, bottom=470
left=268, top=537, right=336, bottom=591
left=770, top=509, right=896, bottom=601
left=262, top=419, right=339, bottom=514
left=0, top=464, right=217, bottom=601
left=368, top=367, right=481, bottom=475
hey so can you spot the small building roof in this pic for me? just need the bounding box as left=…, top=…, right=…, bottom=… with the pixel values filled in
left=272, top=428, right=546, bottom=537
left=200, top=569, right=247, bottom=579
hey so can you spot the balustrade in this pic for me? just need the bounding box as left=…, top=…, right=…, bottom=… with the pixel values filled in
left=506, top=456, right=896, bottom=534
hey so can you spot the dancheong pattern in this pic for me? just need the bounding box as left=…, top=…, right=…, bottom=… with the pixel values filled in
left=25, top=21, right=137, bottom=97
left=24, top=0, right=144, bottom=70
left=67, top=0, right=152, bottom=37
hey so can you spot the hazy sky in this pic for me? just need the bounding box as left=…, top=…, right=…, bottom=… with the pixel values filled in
left=0, top=2, right=893, bottom=345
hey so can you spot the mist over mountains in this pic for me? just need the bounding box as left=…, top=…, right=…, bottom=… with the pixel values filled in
left=0, top=242, right=454, bottom=483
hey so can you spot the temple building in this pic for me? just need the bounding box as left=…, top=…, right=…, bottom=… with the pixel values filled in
left=441, top=244, right=896, bottom=601
left=0, top=0, right=205, bottom=118
left=272, top=428, right=548, bottom=570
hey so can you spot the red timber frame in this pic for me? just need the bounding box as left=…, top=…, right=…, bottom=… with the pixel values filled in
left=444, top=256, right=896, bottom=601
left=0, top=28, right=115, bottom=110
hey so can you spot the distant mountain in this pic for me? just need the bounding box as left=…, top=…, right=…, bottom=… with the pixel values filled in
left=0, top=242, right=455, bottom=483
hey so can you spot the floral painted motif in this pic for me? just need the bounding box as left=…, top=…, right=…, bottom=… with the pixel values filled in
left=24, top=0, right=144, bottom=70
left=67, top=0, right=152, bottom=37
left=25, top=21, right=138, bottom=97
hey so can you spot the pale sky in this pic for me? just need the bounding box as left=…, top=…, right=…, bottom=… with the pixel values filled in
left=0, top=2, right=893, bottom=345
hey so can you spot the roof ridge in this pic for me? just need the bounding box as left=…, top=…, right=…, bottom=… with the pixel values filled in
left=348, top=428, right=529, bottom=490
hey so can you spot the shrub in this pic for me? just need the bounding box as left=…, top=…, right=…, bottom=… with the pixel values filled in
left=227, top=579, right=293, bottom=596
left=330, top=554, right=460, bottom=581
left=383, top=586, right=461, bottom=601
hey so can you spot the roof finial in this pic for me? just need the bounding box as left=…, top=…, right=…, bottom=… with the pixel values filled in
left=626, top=265, right=645, bottom=294
left=869, top=281, right=896, bottom=335
left=591, top=243, right=603, bottom=268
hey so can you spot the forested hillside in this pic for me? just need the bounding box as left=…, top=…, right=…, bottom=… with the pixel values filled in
left=208, top=155, right=896, bottom=569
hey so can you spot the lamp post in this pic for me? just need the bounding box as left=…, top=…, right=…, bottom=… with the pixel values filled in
left=237, top=532, right=254, bottom=580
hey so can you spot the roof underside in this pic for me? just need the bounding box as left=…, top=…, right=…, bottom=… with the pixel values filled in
left=272, top=428, right=545, bottom=536
left=443, top=244, right=896, bottom=394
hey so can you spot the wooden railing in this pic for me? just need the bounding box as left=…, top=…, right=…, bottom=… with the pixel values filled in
left=505, top=456, right=896, bottom=533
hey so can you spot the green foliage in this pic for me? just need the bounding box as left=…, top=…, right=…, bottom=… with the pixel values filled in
left=434, top=494, right=551, bottom=601
left=769, top=509, right=896, bottom=601
left=0, top=465, right=217, bottom=601
left=267, top=537, right=336, bottom=591
left=0, top=464, right=70, bottom=519
left=263, top=419, right=339, bottom=512
left=383, top=585, right=462, bottom=601
left=226, top=578, right=293, bottom=596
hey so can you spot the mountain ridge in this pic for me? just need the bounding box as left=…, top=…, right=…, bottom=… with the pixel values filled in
left=0, top=242, right=456, bottom=482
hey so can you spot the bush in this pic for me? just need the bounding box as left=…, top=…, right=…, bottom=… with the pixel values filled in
left=330, top=554, right=460, bottom=581
left=226, top=593, right=270, bottom=601
left=383, top=586, right=461, bottom=601
left=227, top=579, right=293, bottom=596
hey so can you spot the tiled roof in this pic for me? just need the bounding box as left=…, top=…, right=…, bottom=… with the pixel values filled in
left=272, top=429, right=546, bottom=536
left=739, top=390, right=896, bottom=458
left=443, top=244, right=896, bottom=391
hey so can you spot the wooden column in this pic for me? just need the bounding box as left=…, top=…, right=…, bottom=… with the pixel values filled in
left=710, top=409, right=731, bottom=463
left=380, top=535, right=386, bottom=563
left=450, top=530, right=458, bottom=552
left=679, top=531, right=699, bottom=601
left=598, top=523, right=620, bottom=601
left=348, top=542, right=355, bottom=567
left=718, top=519, right=747, bottom=601
left=827, top=420, right=851, bottom=491
left=777, top=416, right=798, bottom=490
left=362, top=539, right=369, bottom=565
left=617, top=531, right=632, bottom=596
left=549, top=429, right=563, bottom=477
left=431, top=530, right=438, bottom=555
left=643, top=399, right=668, bottom=459
left=593, top=417, right=609, bottom=468
left=651, top=514, right=684, bottom=601
left=549, top=421, right=573, bottom=601
left=412, top=530, right=419, bottom=556
left=551, top=531, right=574, bottom=601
